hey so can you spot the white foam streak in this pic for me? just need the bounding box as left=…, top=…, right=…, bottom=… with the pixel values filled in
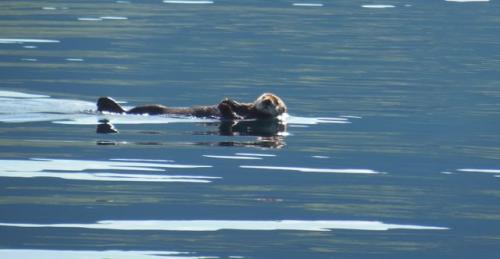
left=240, top=165, right=381, bottom=174
left=0, top=220, right=448, bottom=231
left=0, top=249, right=197, bottom=259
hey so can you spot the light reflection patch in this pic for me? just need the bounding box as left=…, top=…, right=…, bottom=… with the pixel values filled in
left=0, top=158, right=217, bottom=183
left=163, top=0, right=214, bottom=4
left=240, top=165, right=382, bottom=174
left=292, top=3, right=324, bottom=7
left=361, top=5, right=396, bottom=8
left=0, top=220, right=449, bottom=231
left=0, top=249, right=199, bottom=259
left=203, top=155, right=262, bottom=160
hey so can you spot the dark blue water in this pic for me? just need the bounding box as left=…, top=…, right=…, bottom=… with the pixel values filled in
left=1, top=0, right=500, bottom=258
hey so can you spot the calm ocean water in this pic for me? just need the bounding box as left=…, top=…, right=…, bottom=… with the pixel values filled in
left=1, top=0, right=500, bottom=258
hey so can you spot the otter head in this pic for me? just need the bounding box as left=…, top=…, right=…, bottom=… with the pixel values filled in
left=254, top=93, right=287, bottom=117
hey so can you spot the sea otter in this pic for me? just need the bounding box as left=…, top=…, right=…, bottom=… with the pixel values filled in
left=97, top=93, right=287, bottom=120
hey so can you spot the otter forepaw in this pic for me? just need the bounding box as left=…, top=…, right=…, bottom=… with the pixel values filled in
left=220, top=98, right=240, bottom=108
left=218, top=102, right=243, bottom=120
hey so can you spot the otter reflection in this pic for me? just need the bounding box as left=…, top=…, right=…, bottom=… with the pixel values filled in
left=96, top=137, right=286, bottom=149
left=96, top=119, right=287, bottom=148
left=197, top=136, right=286, bottom=149
left=96, top=119, right=118, bottom=134
left=197, top=119, right=287, bottom=137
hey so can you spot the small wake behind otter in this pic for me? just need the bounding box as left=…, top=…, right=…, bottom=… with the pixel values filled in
left=0, top=90, right=355, bottom=128
left=0, top=90, right=216, bottom=125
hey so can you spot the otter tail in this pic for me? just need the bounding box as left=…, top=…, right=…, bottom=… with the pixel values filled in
left=97, top=97, right=127, bottom=113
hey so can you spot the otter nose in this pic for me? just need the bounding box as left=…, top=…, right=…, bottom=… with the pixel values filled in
left=262, top=99, right=272, bottom=106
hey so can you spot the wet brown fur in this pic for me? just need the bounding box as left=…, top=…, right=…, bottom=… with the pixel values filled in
left=97, top=93, right=287, bottom=120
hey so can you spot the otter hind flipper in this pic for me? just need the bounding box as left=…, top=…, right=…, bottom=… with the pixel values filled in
left=97, top=97, right=126, bottom=113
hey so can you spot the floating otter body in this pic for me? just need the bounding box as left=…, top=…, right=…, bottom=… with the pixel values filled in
left=97, top=93, right=287, bottom=120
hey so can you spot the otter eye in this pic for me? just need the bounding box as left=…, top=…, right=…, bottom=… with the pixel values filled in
left=263, top=99, right=272, bottom=105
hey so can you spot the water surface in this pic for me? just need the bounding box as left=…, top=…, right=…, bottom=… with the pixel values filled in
left=1, top=0, right=500, bottom=258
